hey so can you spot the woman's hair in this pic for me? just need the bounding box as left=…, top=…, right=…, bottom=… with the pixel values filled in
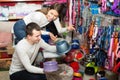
left=36, top=3, right=67, bottom=21
left=25, top=22, right=41, bottom=36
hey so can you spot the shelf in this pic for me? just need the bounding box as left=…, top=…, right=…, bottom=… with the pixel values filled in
left=8, top=17, right=23, bottom=21
left=0, top=50, right=8, bottom=52
left=0, top=58, right=11, bottom=61
left=0, top=0, right=44, bottom=21
left=0, top=0, right=44, bottom=2
left=0, top=47, right=14, bottom=55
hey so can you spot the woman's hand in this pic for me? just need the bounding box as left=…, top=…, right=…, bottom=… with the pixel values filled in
left=49, top=32, right=58, bottom=42
left=67, top=24, right=75, bottom=31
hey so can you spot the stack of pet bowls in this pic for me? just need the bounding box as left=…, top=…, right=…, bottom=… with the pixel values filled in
left=55, top=39, right=71, bottom=55
left=43, top=61, right=58, bottom=72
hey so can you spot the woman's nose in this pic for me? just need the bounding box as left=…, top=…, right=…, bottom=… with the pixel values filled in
left=51, top=15, right=55, bottom=19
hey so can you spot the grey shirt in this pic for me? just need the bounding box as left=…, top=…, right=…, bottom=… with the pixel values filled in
left=9, top=38, right=56, bottom=75
left=23, top=12, right=67, bottom=34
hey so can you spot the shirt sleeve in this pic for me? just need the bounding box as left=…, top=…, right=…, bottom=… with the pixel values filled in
left=41, top=30, right=50, bottom=35
left=54, top=18, right=67, bottom=33
left=39, top=38, right=56, bottom=52
left=16, top=44, right=44, bottom=74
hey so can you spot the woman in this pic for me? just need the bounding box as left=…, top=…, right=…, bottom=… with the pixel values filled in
left=13, top=3, right=75, bottom=44
left=44, top=3, right=68, bottom=37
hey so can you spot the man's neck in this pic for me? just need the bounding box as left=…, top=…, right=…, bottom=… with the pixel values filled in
left=26, top=38, right=34, bottom=45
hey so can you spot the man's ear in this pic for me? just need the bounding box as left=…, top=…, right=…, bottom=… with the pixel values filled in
left=27, top=35, right=32, bottom=39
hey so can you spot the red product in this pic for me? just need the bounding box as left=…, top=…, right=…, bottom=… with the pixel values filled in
left=75, top=52, right=83, bottom=60
left=113, top=62, right=120, bottom=74
left=1, top=52, right=9, bottom=58
left=69, top=61, right=79, bottom=72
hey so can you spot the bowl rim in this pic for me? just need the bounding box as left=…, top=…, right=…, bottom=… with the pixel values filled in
left=57, top=45, right=71, bottom=55
left=43, top=61, right=59, bottom=72
left=43, top=61, right=57, bottom=65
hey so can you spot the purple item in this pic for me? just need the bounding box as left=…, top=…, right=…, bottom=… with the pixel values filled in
left=111, top=0, right=120, bottom=14
left=102, top=0, right=107, bottom=12
left=114, top=8, right=120, bottom=14
left=43, top=61, right=58, bottom=72
left=111, top=0, right=118, bottom=10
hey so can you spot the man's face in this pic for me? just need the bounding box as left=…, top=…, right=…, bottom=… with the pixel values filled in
left=46, top=9, right=59, bottom=22
left=29, top=29, right=41, bottom=44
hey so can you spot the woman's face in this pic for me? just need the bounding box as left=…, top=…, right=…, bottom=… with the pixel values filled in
left=46, top=9, right=59, bottom=22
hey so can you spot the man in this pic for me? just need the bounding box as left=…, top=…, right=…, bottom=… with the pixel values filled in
left=9, top=22, right=57, bottom=80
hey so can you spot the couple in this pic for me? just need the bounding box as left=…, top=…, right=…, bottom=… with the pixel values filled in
left=10, top=3, right=75, bottom=80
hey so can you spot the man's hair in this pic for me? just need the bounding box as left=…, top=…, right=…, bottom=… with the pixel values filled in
left=25, top=22, right=41, bottom=36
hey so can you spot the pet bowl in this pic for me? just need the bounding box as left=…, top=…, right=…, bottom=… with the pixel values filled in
left=43, top=61, right=58, bottom=72
left=71, top=39, right=80, bottom=49
left=56, top=39, right=71, bottom=55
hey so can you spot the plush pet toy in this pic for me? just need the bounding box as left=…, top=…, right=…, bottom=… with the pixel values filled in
left=69, top=61, right=82, bottom=80
left=64, top=49, right=84, bottom=63
left=113, top=62, right=120, bottom=74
